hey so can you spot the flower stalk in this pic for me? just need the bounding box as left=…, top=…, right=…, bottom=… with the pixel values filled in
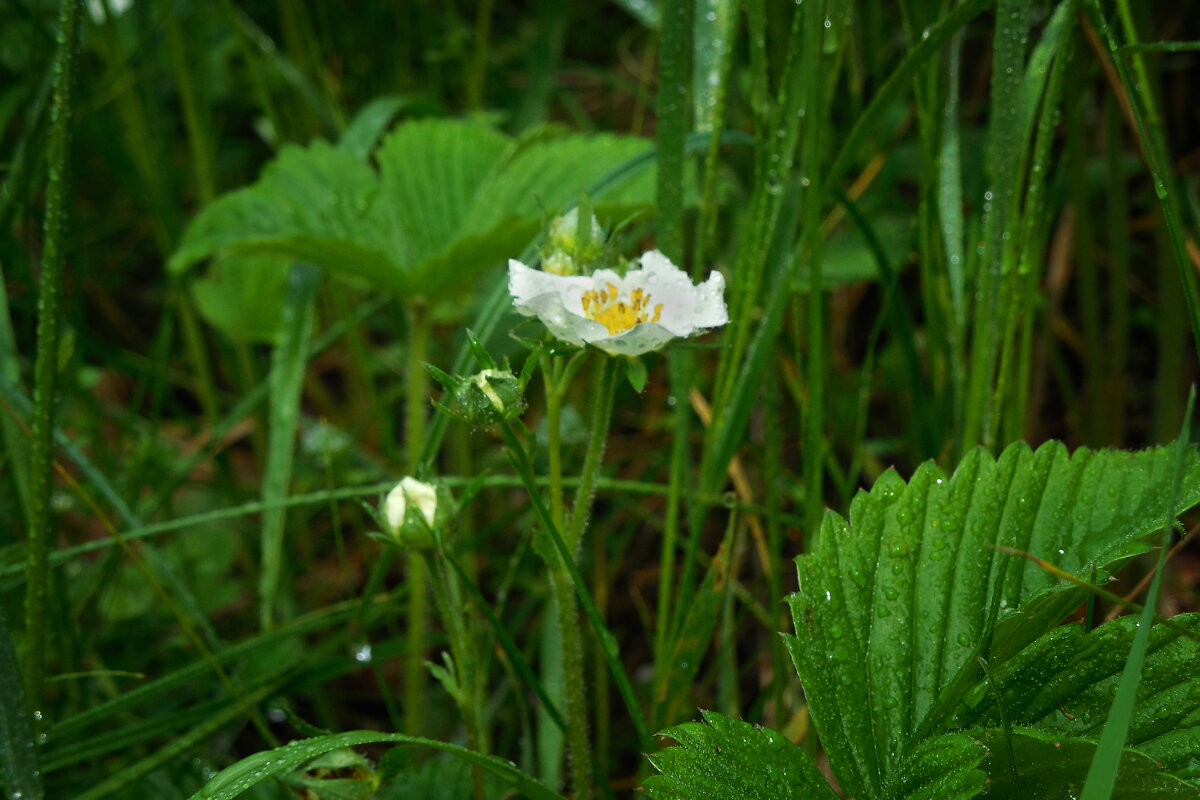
left=403, top=302, right=430, bottom=736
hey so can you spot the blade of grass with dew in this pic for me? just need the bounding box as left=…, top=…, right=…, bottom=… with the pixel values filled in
left=1105, top=96, right=1130, bottom=445
left=823, top=0, right=991, bottom=196
left=654, top=513, right=735, bottom=726
left=259, top=262, right=322, bottom=629
left=655, top=0, right=689, bottom=263
left=48, top=593, right=386, bottom=748
left=0, top=257, right=32, bottom=530
left=995, top=0, right=1074, bottom=444
left=684, top=7, right=807, bottom=632
left=1085, top=0, right=1200, bottom=365
left=41, top=666, right=287, bottom=773
left=652, top=0, right=692, bottom=737
left=68, top=682, right=277, bottom=800
left=939, top=26, right=967, bottom=439
left=685, top=177, right=802, bottom=629
left=898, top=0, right=952, bottom=458
left=1080, top=388, right=1195, bottom=799
left=24, top=0, right=81, bottom=708
left=800, top=0, right=829, bottom=539
left=188, top=731, right=567, bottom=800
left=961, top=0, right=1030, bottom=453
left=709, top=6, right=803, bottom=425
left=0, top=370, right=222, bottom=647
left=0, top=603, right=41, bottom=800
left=691, top=0, right=738, bottom=269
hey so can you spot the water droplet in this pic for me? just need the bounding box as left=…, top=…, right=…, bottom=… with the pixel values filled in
left=883, top=587, right=899, bottom=601
left=354, top=643, right=373, bottom=663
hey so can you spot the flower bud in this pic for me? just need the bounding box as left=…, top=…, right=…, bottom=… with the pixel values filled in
left=542, top=250, right=577, bottom=276
left=384, top=477, right=444, bottom=549
left=549, top=208, right=605, bottom=264
left=454, top=369, right=526, bottom=425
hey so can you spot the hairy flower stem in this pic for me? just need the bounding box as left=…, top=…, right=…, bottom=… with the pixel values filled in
left=423, top=550, right=486, bottom=800
left=541, top=354, right=615, bottom=800
left=403, top=303, right=430, bottom=735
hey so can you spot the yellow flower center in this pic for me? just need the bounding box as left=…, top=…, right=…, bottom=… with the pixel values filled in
left=580, top=283, right=663, bottom=335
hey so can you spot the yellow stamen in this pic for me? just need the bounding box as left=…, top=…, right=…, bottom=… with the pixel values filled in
left=581, top=284, right=661, bottom=335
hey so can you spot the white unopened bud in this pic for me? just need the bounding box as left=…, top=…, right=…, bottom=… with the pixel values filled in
left=384, top=477, right=440, bottom=548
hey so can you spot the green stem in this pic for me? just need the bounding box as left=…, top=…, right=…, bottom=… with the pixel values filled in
left=403, top=303, right=430, bottom=736
left=423, top=550, right=486, bottom=800
left=545, top=361, right=567, bottom=533
left=802, top=0, right=827, bottom=539
left=164, top=4, right=216, bottom=205
left=466, top=0, right=493, bottom=111
left=543, top=355, right=616, bottom=800
left=24, top=0, right=81, bottom=708
left=653, top=352, right=690, bottom=712
left=498, top=414, right=652, bottom=751
left=550, top=570, right=591, bottom=800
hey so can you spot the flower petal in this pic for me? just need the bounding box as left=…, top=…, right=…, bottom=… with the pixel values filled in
left=507, top=251, right=728, bottom=356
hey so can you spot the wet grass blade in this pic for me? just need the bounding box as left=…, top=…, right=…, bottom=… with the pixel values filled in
left=655, top=0, right=690, bottom=263
left=0, top=604, right=41, bottom=800
left=1080, top=388, right=1195, bottom=799
left=1082, top=0, right=1200, bottom=368
left=961, top=0, right=1030, bottom=452
left=259, top=263, right=322, bottom=629
left=24, top=0, right=82, bottom=708
left=189, top=731, right=567, bottom=800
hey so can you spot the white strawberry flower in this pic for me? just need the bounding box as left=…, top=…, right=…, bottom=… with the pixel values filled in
left=507, top=250, right=728, bottom=357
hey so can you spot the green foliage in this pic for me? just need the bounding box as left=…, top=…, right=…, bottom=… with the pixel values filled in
left=644, top=711, right=839, bottom=799
left=4, top=2, right=1199, bottom=798
left=168, top=117, right=654, bottom=342
left=187, top=731, right=565, bottom=800
left=0, top=604, right=41, bottom=800
left=645, top=441, right=1200, bottom=798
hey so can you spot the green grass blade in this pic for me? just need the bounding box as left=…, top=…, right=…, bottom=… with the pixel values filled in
left=190, top=731, right=567, bottom=800
left=654, top=514, right=735, bottom=725
left=655, top=0, right=690, bottom=263
left=822, top=0, right=991, bottom=196
left=23, top=0, right=82, bottom=708
left=961, top=0, right=1030, bottom=452
left=1083, top=0, right=1200, bottom=368
left=0, top=604, right=41, bottom=800
left=259, top=263, right=322, bottom=628
left=71, top=683, right=276, bottom=800
left=0, top=256, right=31, bottom=530
left=801, top=0, right=828, bottom=538
left=939, top=28, right=967, bottom=436
left=1080, top=389, right=1195, bottom=800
